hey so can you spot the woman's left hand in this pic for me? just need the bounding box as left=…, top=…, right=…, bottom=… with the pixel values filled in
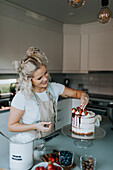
left=80, top=92, right=89, bottom=109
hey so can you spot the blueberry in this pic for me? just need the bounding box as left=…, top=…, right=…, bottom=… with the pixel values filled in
left=60, top=150, right=73, bottom=166
left=60, top=151, right=65, bottom=156
left=61, top=160, right=65, bottom=165
left=65, top=161, right=69, bottom=166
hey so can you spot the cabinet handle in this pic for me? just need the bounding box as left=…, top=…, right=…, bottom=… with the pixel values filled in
left=57, top=109, right=61, bottom=112
left=57, top=119, right=61, bottom=121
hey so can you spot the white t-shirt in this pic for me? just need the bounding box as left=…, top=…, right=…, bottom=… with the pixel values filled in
left=11, top=82, right=65, bottom=124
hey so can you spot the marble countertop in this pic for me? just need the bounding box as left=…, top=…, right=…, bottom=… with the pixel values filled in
left=0, top=116, right=113, bottom=170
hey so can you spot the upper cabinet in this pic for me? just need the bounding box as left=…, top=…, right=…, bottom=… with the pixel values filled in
left=0, top=1, right=113, bottom=74
left=81, top=21, right=113, bottom=71
left=89, top=30, right=113, bottom=71
left=63, top=25, right=81, bottom=73
left=63, top=21, right=113, bottom=73
left=0, top=15, right=20, bottom=73
left=0, top=2, right=63, bottom=74
left=63, top=34, right=80, bottom=73
left=20, top=22, right=63, bottom=73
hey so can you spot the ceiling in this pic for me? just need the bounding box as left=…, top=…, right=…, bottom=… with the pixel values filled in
left=5, top=0, right=113, bottom=24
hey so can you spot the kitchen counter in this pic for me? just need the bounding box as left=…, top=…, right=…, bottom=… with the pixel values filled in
left=0, top=116, right=113, bottom=170
left=89, top=93, right=113, bottom=101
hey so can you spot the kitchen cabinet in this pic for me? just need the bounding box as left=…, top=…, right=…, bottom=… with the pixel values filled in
left=0, top=15, right=20, bottom=73
left=63, top=24, right=81, bottom=73
left=55, top=99, right=81, bottom=130
left=63, top=22, right=113, bottom=73
left=0, top=112, right=10, bottom=154
left=89, top=30, right=113, bottom=71
left=80, top=34, right=89, bottom=73
left=20, top=22, right=63, bottom=73
left=0, top=8, right=63, bottom=73
left=63, top=34, right=80, bottom=73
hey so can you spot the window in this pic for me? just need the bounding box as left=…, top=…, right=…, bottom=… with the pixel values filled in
left=0, top=79, right=17, bottom=94
left=0, top=77, right=19, bottom=111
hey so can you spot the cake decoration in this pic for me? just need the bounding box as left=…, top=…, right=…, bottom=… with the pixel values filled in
left=71, top=106, right=95, bottom=135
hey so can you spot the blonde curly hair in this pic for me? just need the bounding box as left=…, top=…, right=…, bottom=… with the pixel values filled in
left=13, top=47, right=48, bottom=97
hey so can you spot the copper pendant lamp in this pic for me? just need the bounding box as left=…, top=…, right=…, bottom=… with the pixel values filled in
left=68, top=0, right=86, bottom=8
left=97, top=0, right=112, bottom=24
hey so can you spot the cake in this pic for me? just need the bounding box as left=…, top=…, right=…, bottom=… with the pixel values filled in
left=71, top=106, right=95, bottom=135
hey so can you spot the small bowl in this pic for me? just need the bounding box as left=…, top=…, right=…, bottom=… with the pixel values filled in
left=59, top=150, right=74, bottom=167
left=31, top=162, right=63, bottom=170
left=80, top=155, right=96, bottom=170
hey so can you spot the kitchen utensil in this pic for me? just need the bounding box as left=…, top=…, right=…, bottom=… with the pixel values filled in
left=35, top=133, right=60, bottom=151
left=0, top=131, right=12, bottom=142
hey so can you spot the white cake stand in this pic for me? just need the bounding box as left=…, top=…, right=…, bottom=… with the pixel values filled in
left=61, top=124, right=106, bottom=148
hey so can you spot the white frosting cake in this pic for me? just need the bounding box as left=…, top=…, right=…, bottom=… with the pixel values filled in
left=71, top=107, right=95, bottom=135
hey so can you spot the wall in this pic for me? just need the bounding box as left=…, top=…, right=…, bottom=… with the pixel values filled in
left=51, top=72, right=113, bottom=96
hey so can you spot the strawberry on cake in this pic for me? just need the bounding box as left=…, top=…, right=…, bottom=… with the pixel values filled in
left=71, top=106, right=96, bottom=135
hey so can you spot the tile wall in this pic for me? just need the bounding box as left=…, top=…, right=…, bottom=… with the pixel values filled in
left=50, top=72, right=113, bottom=96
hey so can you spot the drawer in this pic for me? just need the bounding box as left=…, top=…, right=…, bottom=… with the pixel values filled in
left=0, top=112, right=9, bottom=128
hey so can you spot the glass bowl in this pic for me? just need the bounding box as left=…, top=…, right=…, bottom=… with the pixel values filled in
left=80, top=155, right=96, bottom=170
left=59, top=150, right=74, bottom=167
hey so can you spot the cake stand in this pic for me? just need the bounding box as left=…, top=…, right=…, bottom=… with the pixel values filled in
left=61, top=124, right=106, bottom=148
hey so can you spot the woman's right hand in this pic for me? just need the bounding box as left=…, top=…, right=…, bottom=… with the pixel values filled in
left=35, top=122, right=51, bottom=132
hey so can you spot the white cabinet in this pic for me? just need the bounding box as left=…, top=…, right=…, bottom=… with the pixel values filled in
left=63, top=34, right=81, bottom=73
left=20, top=22, right=63, bottom=73
left=55, top=99, right=81, bottom=130
left=50, top=32, right=63, bottom=72
left=0, top=15, right=20, bottom=73
left=0, top=112, right=10, bottom=155
left=63, top=24, right=81, bottom=73
left=89, top=30, right=113, bottom=71
left=20, top=22, right=52, bottom=70
left=0, top=11, right=63, bottom=73
left=80, top=34, right=89, bottom=73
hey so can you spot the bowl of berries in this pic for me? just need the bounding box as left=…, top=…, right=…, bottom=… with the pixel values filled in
left=59, top=150, right=74, bottom=167
left=31, top=161, right=63, bottom=170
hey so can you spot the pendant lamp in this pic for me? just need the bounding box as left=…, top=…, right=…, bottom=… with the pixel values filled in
left=97, top=0, right=112, bottom=24
left=68, top=0, right=86, bottom=8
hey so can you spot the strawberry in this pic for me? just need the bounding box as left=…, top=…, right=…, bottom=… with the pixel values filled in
left=72, top=108, right=76, bottom=113
left=39, top=167, right=44, bottom=170
left=47, top=164, right=53, bottom=170
left=76, top=107, right=80, bottom=110
left=85, top=112, right=88, bottom=115
left=35, top=167, right=39, bottom=170
left=51, top=158, right=55, bottom=163
left=55, top=157, right=59, bottom=162
left=79, top=110, right=82, bottom=115
left=48, top=157, right=52, bottom=161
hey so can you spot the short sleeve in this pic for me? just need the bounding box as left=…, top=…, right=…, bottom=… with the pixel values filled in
left=11, top=91, right=25, bottom=110
left=50, top=82, right=65, bottom=97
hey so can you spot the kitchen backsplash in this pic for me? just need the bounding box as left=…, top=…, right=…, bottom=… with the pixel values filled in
left=50, top=72, right=113, bottom=96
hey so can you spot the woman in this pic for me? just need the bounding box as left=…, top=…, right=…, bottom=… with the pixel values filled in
left=7, top=47, right=89, bottom=138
